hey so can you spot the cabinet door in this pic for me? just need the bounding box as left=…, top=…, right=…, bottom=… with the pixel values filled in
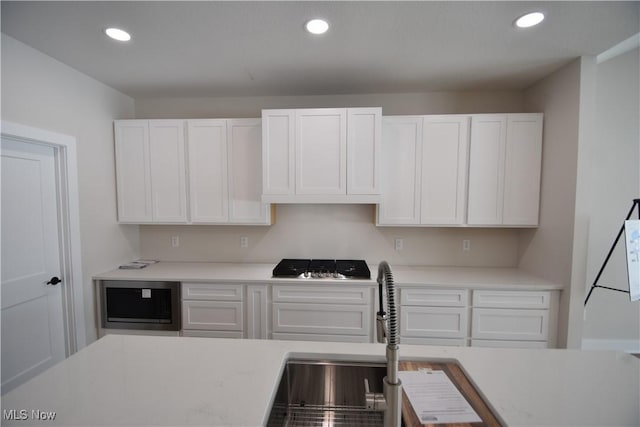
left=182, top=300, right=243, bottom=331
left=187, top=120, right=229, bottom=223
left=471, top=308, right=548, bottom=341
left=262, top=110, right=295, bottom=196
left=503, top=114, right=543, bottom=226
left=421, top=116, right=470, bottom=225
left=377, top=117, right=422, bottom=225
left=295, top=109, right=347, bottom=195
left=467, top=115, right=507, bottom=225
left=228, top=119, right=270, bottom=224
left=114, top=120, right=152, bottom=222
left=247, top=285, right=268, bottom=339
left=347, top=107, right=381, bottom=195
left=400, top=306, right=469, bottom=339
left=148, top=120, right=188, bottom=223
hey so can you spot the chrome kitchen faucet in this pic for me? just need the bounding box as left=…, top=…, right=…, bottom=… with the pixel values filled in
left=376, top=261, right=402, bottom=427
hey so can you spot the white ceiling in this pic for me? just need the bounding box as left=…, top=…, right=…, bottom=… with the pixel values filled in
left=2, top=1, right=638, bottom=98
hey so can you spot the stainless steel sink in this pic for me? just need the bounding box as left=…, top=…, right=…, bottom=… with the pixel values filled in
left=266, top=359, right=387, bottom=427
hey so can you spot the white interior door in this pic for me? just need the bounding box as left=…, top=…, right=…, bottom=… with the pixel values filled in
left=1, top=137, right=66, bottom=393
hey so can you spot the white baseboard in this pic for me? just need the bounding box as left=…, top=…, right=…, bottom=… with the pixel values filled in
left=581, top=339, right=640, bottom=353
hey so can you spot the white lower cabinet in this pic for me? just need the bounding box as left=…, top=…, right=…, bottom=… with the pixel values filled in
left=178, top=282, right=557, bottom=348
left=399, top=288, right=469, bottom=346
left=181, top=283, right=245, bottom=338
left=271, top=285, right=372, bottom=343
left=470, top=290, right=556, bottom=348
left=399, top=287, right=558, bottom=348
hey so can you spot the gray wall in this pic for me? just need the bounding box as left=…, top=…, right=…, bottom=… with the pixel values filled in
left=520, top=58, right=583, bottom=348
left=521, top=49, right=640, bottom=351
left=1, top=35, right=138, bottom=344
left=582, top=48, right=640, bottom=351
left=134, top=91, right=525, bottom=118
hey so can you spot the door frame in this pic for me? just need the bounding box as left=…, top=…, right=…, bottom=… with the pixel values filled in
left=1, top=120, right=86, bottom=355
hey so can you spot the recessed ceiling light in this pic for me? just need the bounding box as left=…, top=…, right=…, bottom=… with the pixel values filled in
left=105, top=27, right=131, bottom=42
left=305, top=18, right=329, bottom=35
left=515, top=12, right=545, bottom=28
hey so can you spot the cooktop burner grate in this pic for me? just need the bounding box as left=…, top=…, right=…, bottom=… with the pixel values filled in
left=272, top=259, right=310, bottom=278
left=272, top=259, right=371, bottom=280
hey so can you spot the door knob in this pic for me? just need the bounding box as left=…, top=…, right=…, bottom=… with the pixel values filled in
left=46, top=276, right=62, bottom=286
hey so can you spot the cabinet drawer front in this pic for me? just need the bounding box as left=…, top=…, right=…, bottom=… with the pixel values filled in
left=401, top=306, right=468, bottom=339
left=272, top=333, right=370, bottom=343
left=401, top=337, right=467, bottom=347
left=181, top=330, right=243, bottom=339
left=473, top=290, right=550, bottom=309
left=182, top=283, right=244, bottom=301
left=272, top=303, right=369, bottom=336
left=470, top=339, right=548, bottom=349
left=472, top=308, right=548, bottom=341
left=401, top=288, right=468, bottom=307
left=182, top=301, right=243, bottom=331
left=272, top=286, right=370, bottom=304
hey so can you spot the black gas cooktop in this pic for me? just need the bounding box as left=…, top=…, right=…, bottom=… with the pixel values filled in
left=272, top=259, right=371, bottom=280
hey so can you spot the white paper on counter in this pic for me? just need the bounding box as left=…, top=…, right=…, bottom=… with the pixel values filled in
left=625, top=220, right=640, bottom=301
left=399, top=370, right=481, bottom=425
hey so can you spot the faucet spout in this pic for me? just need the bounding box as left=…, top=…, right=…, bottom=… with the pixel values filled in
left=377, top=261, right=402, bottom=427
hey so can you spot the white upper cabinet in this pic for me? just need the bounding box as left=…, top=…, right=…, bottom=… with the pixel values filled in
left=421, top=116, right=470, bottom=225
left=295, top=109, right=347, bottom=195
left=116, top=118, right=270, bottom=225
left=377, top=115, right=469, bottom=226
left=467, top=114, right=543, bottom=226
left=187, top=120, right=229, bottom=223
left=262, top=107, right=382, bottom=203
left=379, top=113, right=542, bottom=227
left=115, top=120, right=187, bottom=223
left=347, top=108, right=382, bottom=195
left=467, top=115, right=507, bottom=225
left=261, top=109, right=295, bottom=196
left=377, top=116, right=422, bottom=225
left=187, top=118, right=271, bottom=225
left=114, top=120, right=152, bottom=222
left=227, top=119, right=270, bottom=224
left=503, top=114, right=543, bottom=226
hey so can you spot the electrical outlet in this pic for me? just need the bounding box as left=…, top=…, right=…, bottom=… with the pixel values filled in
left=463, top=239, right=471, bottom=252
left=171, top=236, right=180, bottom=248
left=240, top=236, right=248, bottom=248
left=394, top=238, right=404, bottom=251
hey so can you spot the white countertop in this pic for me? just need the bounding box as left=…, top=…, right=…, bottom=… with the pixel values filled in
left=93, top=262, right=563, bottom=290
left=2, top=335, right=638, bottom=426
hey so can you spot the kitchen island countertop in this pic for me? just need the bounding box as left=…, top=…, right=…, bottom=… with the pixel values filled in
left=93, top=261, right=563, bottom=290
left=2, top=334, right=637, bottom=426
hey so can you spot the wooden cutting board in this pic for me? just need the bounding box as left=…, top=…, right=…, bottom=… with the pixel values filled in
left=399, top=360, right=503, bottom=427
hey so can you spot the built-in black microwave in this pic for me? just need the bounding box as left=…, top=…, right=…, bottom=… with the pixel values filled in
left=100, top=281, right=181, bottom=331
